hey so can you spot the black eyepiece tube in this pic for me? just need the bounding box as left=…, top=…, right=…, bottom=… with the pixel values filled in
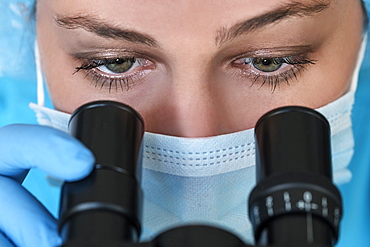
left=58, top=101, right=145, bottom=247
left=249, top=106, right=342, bottom=247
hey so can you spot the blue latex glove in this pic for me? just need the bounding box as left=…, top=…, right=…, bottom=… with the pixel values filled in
left=0, top=124, right=95, bottom=247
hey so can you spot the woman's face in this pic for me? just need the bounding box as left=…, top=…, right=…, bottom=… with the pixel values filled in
left=37, top=0, right=363, bottom=137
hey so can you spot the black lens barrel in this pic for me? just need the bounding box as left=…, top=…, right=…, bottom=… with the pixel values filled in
left=249, top=106, right=342, bottom=247
left=59, top=101, right=145, bottom=247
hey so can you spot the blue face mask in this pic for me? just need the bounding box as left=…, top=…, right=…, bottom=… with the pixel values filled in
left=29, top=36, right=366, bottom=243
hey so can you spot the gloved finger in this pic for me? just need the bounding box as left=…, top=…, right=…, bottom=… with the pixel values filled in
left=0, top=176, right=61, bottom=247
left=0, top=124, right=95, bottom=182
left=0, top=231, right=15, bottom=247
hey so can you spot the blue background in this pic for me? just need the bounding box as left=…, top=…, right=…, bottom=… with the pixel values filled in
left=0, top=1, right=369, bottom=246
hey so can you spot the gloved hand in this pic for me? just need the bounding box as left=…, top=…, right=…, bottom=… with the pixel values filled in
left=0, top=124, right=95, bottom=247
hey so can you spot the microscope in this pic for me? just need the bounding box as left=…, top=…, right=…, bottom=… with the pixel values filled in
left=58, top=101, right=342, bottom=247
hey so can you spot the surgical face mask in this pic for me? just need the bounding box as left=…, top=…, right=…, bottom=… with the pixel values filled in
left=30, top=36, right=366, bottom=243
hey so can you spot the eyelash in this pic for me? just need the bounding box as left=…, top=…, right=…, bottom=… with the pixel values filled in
left=233, top=55, right=316, bottom=92
left=74, top=54, right=315, bottom=93
left=74, top=57, right=152, bottom=92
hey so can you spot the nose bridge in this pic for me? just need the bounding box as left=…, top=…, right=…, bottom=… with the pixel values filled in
left=169, top=61, right=226, bottom=137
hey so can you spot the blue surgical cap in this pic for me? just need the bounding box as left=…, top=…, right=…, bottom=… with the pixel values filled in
left=0, top=0, right=35, bottom=79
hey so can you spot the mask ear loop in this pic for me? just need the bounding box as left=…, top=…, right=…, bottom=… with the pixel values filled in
left=350, top=33, right=368, bottom=92
left=34, top=40, right=45, bottom=107
left=33, top=40, right=68, bottom=187
left=31, top=39, right=71, bottom=133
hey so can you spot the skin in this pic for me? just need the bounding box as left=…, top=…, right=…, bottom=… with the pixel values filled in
left=37, top=0, right=364, bottom=137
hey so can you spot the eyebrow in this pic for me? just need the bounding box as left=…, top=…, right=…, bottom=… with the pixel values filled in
left=54, top=14, right=159, bottom=48
left=215, top=0, right=331, bottom=46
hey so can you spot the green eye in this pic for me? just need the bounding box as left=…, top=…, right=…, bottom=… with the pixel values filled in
left=105, top=58, right=135, bottom=73
left=252, top=58, right=283, bottom=72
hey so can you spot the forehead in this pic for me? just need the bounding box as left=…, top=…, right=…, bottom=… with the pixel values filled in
left=50, top=0, right=283, bottom=14
left=44, top=0, right=337, bottom=51
left=46, top=0, right=333, bottom=30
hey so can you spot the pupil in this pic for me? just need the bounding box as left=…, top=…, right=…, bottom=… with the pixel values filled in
left=115, top=58, right=125, bottom=64
left=262, top=59, right=272, bottom=66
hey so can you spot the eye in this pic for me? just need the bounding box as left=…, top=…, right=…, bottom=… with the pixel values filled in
left=232, top=55, right=316, bottom=92
left=97, top=58, right=138, bottom=74
left=247, top=58, right=285, bottom=72
left=74, top=56, right=154, bottom=92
